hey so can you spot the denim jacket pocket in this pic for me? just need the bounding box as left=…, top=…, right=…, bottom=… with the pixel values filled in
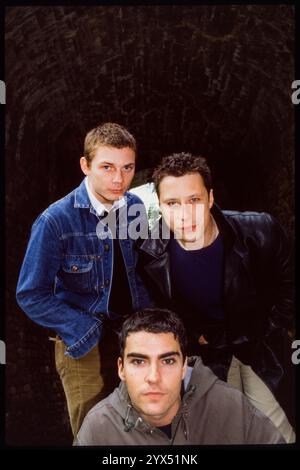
left=60, top=257, right=93, bottom=293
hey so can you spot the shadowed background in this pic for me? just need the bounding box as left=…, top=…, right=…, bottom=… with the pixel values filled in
left=5, top=4, right=295, bottom=445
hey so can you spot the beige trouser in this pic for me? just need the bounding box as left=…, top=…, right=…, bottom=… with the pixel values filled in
left=54, top=328, right=119, bottom=438
left=227, top=356, right=295, bottom=443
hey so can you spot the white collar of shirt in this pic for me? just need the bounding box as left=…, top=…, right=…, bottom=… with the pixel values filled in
left=84, top=177, right=126, bottom=216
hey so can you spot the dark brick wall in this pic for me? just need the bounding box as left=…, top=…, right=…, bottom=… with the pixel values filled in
left=5, top=5, right=295, bottom=445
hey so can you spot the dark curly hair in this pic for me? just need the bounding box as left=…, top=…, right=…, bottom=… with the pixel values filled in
left=152, top=152, right=212, bottom=196
left=119, top=308, right=187, bottom=360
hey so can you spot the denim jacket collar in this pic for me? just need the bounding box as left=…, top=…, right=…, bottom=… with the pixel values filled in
left=74, top=179, right=130, bottom=218
left=74, top=179, right=92, bottom=209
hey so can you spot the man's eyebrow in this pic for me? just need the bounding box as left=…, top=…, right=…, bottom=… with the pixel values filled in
left=158, top=351, right=181, bottom=359
left=126, top=351, right=181, bottom=359
left=98, top=161, right=135, bottom=167
left=183, top=193, right=204, bottom=199
left=126, top=353, right=149, bottom=359
left=163, top=193, right=204, bottom=202
left=163, top=198, right=179, bottom=203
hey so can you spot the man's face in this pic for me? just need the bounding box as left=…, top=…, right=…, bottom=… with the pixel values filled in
left=159, top=173, right=214, bottom=245
left=118, top=331, right=187, bottom=427
left=80, top=145, right=136, bottom=205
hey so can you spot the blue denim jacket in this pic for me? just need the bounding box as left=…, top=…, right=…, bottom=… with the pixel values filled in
left=16, top=179, right=152, bottom=358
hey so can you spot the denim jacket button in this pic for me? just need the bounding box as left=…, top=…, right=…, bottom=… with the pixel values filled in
left=71, top=265, right=78, bottom=272
left=104, top=279, right=110, bottom=287
left=104, top=244, right=110, bottom=252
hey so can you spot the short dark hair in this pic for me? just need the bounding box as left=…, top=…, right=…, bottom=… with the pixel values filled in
left=119, top=308, right=187, bottom=360
left=84, top=122, right=137, bottom=165
left=152, top=152, right=212, bottom=196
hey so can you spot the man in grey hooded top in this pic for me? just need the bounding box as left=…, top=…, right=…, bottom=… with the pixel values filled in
left=75, top=308, right=285, bottom=446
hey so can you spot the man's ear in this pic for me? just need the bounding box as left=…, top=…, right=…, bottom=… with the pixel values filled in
left=209, top=189, right=214, bottom=209
left=80, top=156, right=90, bottom=176
left=118, top=357, right=125, bottom=381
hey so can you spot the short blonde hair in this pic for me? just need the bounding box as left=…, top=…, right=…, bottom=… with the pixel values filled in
left=84, top=122, right=137, bottom=165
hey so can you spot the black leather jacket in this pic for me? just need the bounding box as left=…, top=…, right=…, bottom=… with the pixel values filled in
left=138, top=204, right=295, bottom=424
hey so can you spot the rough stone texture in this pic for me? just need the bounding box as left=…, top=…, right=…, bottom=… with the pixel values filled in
left=5, top=5, right=295, bottom=446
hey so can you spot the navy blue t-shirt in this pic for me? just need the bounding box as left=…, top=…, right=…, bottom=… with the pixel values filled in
left=170, top=234, right=225, bottom=337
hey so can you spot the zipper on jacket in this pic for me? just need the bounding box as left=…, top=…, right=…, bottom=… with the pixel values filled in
left=124, top=404, right=134, bottom=432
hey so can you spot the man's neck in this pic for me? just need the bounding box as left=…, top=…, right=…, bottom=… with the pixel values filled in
left=145, top=416, right=173, bottom=427
left=85, top=177, right=125, bottom=215
left=85, top=177, right=113, bottom=207
left=140, top=399, right=181, bottom=428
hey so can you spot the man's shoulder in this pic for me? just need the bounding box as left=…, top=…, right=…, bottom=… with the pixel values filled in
left=191, top=375, right=259, bottom=423
left=37, top=187, right=81, bottom=226
left=80, top=395, right=119, bottom=431
left=75, top=391, right=124, bottom=445
left=190, top=379, right=284, bottom=443
left=29, top=188, right=77, bottom=233
left=46, top=189, right=77, bottom=214
left=222, top=209, right=280, bottom=234
left=83, top=394, right=115, bottom=421
left=223, top=209, right=273, bottom=223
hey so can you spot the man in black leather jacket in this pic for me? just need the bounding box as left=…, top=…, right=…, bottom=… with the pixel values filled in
left=138, top=152, right=295, bottom=442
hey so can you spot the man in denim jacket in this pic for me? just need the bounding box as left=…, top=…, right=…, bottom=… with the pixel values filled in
left=16, top=122, right=152, bottom=437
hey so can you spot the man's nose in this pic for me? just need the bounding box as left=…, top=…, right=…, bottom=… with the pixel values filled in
left=113, top=169, right=123, bottom=184
left=145, top=364, right=160, bottom=384
left=180, top=203, right=192, bottom=221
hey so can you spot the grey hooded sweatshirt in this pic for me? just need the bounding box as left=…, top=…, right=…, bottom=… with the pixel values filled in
left=75, top=357, right=285, bottom=445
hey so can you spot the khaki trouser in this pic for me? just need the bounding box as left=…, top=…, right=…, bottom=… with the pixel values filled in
left=54, top=328, right=120, bottom=438
left=227, top=356, right=295, bottom=443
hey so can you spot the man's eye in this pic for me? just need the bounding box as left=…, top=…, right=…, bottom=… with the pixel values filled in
left=123, top=165, right=134, bottom=172
left=167, top=202, right=179, bottom=207
left=102, top=165, right=112, bottom=171
left=190, top=198, right=201, bottom=204
left=131, top=359, right=144, bottom=365
left=163, top=358, right=176, bottom=365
